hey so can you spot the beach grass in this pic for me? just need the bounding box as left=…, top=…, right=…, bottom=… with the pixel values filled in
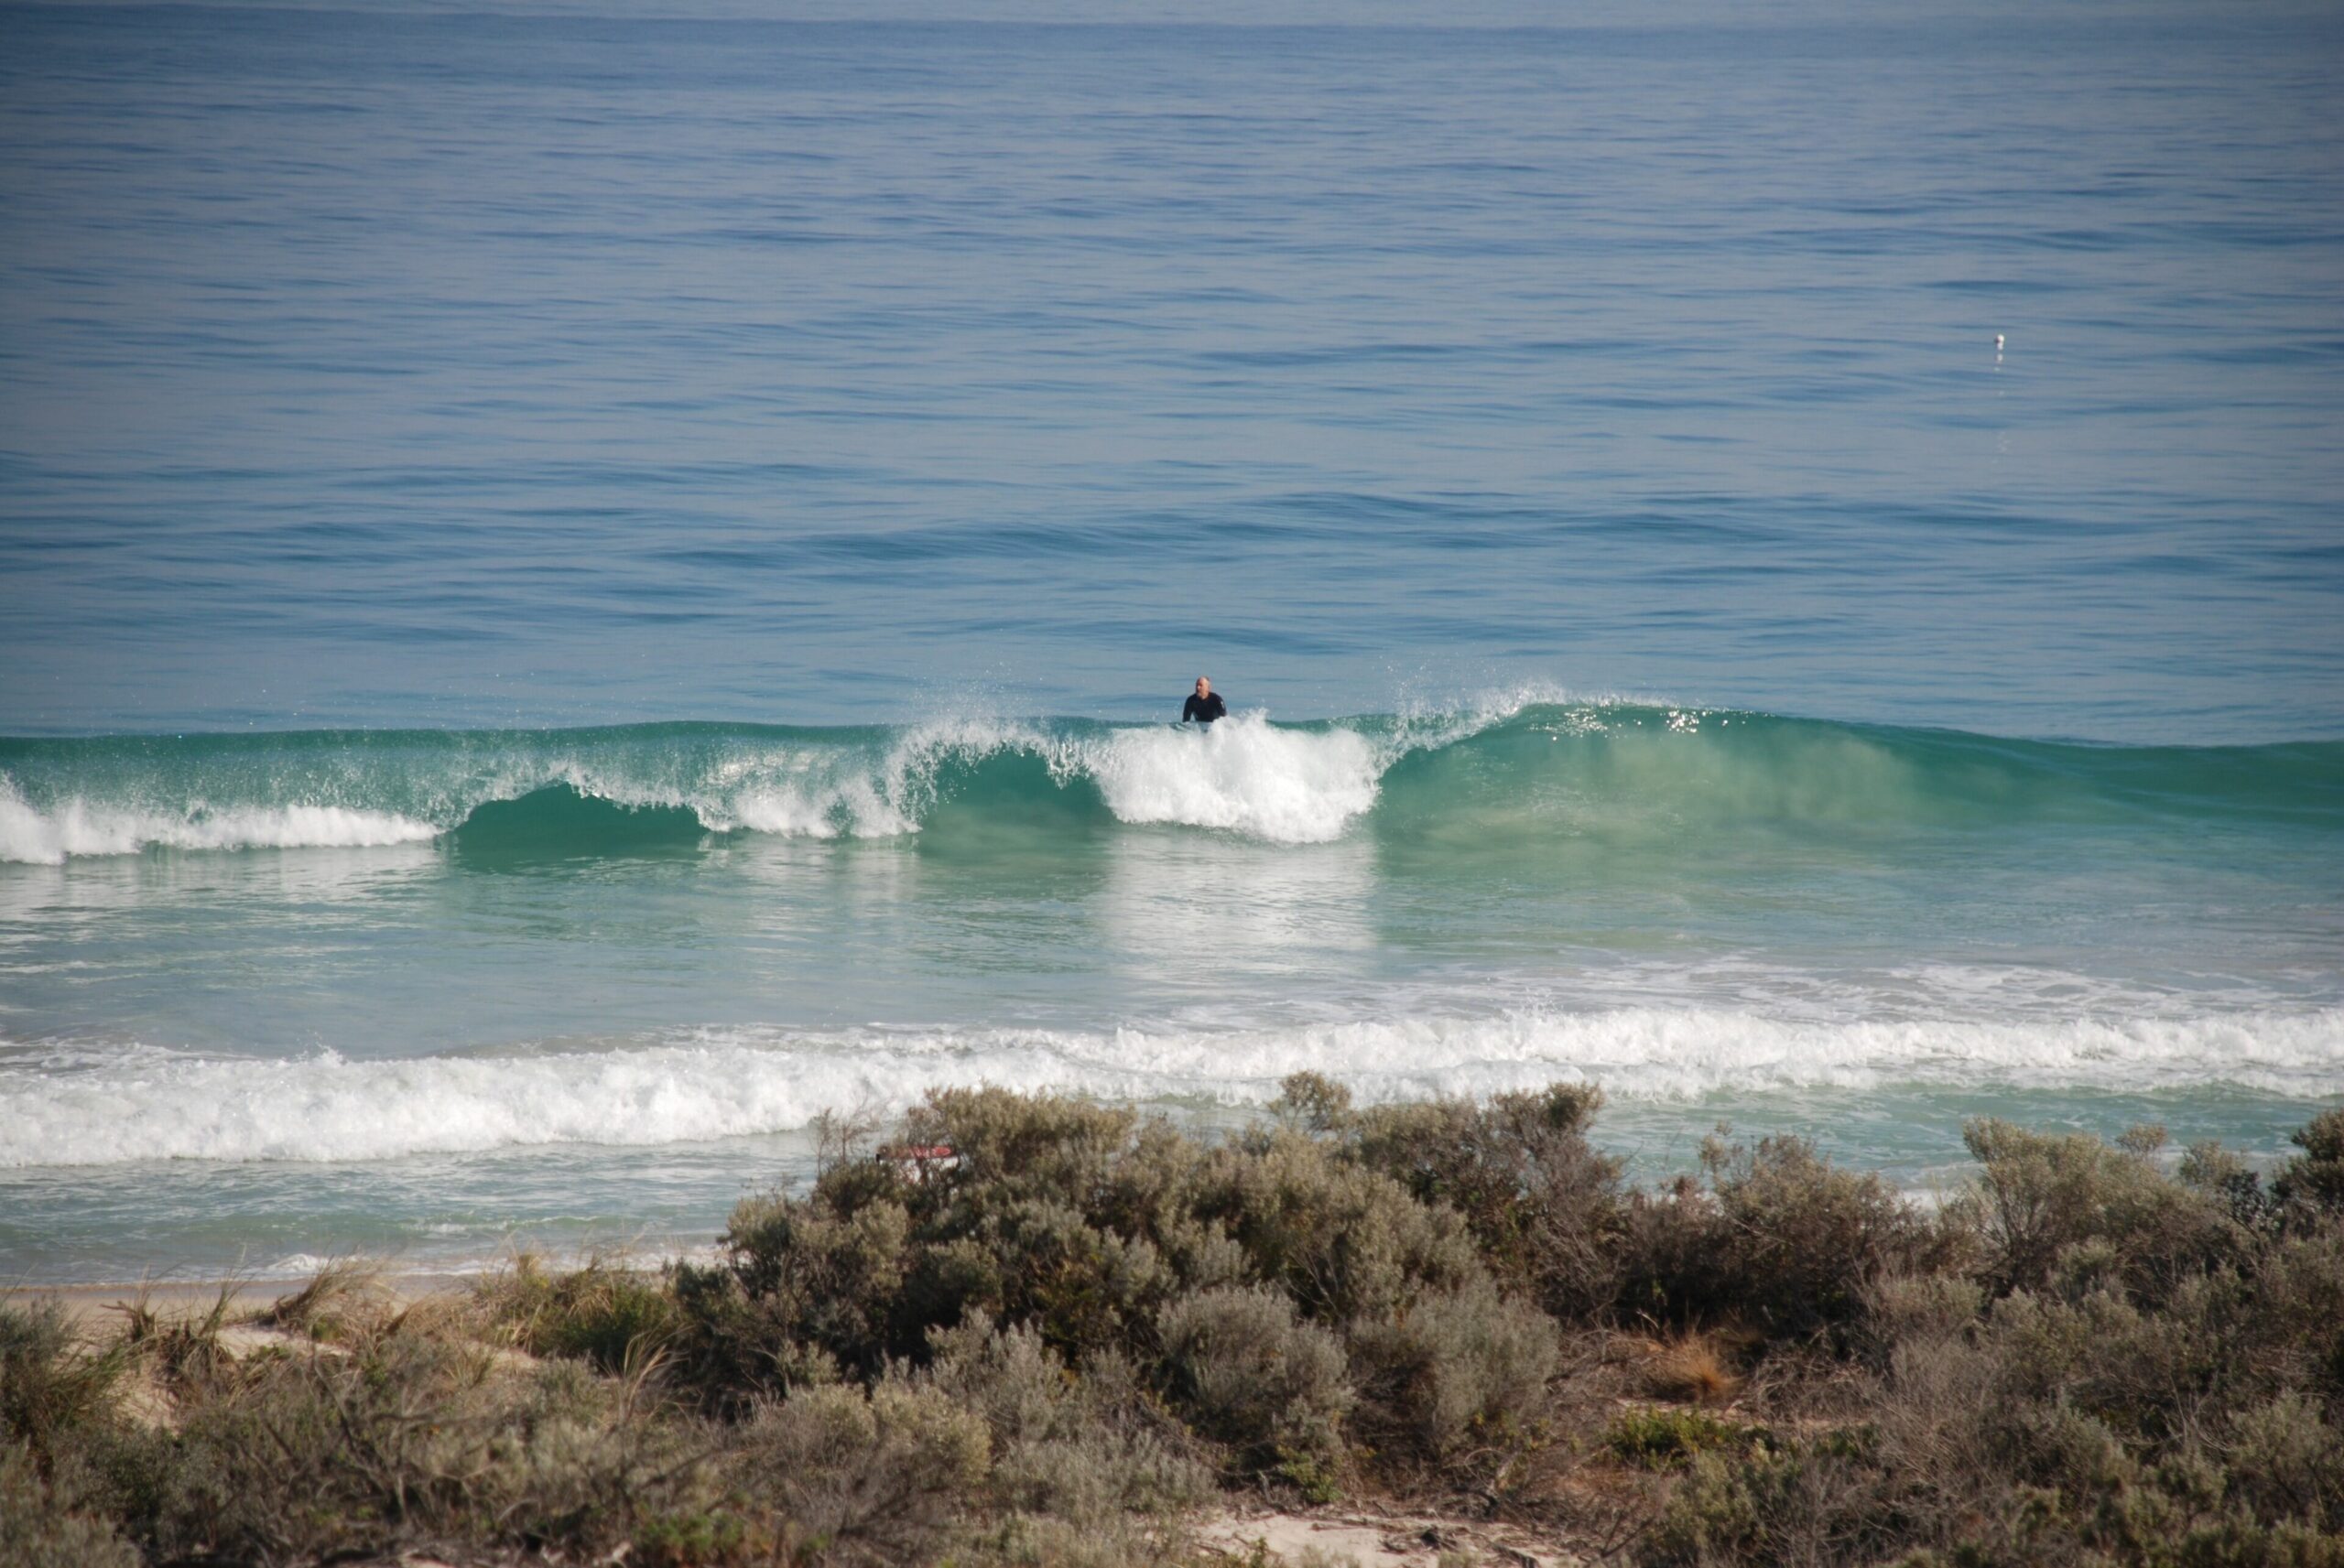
left=5, top=1086, right=2340, bottom=1566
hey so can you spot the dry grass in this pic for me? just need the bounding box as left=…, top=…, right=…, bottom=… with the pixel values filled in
left=1624, top=1330, right=1743, bottom=1407
left=252, top=1256, right=391, bottom=1340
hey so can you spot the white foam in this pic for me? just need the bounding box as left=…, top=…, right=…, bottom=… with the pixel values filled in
left=706, top=714, right=1401, bottom=845
left=5, top=1007, right=2336, bottom=1169
left=0, top=780, right=441, bottom=866
left=1082, top=715, right=1384, bottom=843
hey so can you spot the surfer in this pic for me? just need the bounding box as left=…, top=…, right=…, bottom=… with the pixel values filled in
left=1181, top=676, right=1227, bottom=725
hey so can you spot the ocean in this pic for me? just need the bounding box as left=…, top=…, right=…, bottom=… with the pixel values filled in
left=2, top=1, right=2339, bottom=1283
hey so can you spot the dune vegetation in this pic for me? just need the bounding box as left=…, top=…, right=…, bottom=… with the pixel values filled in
left=5, top=1081, right=2342, bottom=1567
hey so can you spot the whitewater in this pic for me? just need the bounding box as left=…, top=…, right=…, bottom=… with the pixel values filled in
left=6, top=1010, right=2341, bottom=1172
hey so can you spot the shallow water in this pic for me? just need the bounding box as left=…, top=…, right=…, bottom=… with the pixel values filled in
left=2, top=3, right=2339, bottom=1281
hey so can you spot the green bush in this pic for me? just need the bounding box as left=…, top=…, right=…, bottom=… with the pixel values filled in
left=1606, top=1406, right=1769, bottom=1471
left=0, top=1298, right=125, bottom=1464
left=1618, top=1134, right=1959, bottom=1344
left=922, top=1315, right=1212, bottom=1525
left=633, top=1508, right=755, bottom=1568
left=1156, top=1284, right=1352, bottom=1482
left=1348, top=1082, right=1627, bottom=1321
left=729, top=1380, right=990, bottom=1566
left=1186, top=1126, right=1482, bottom=1325
left=1957, top=1119, right=2245, bottom=1303
left=2277, top=1108, right=2344, bottom=1218
left=1629, top=1160, right=2344, bottom=1568
left=474, top=1253, right=679, bottom=1372
left=0, top=1445, right=139, bottom=1568
left=662, top=1258, right=845, bottom=1413
left=1345, top=1276, right=1558, bottom=1469
left=722, top=1185, right=917, bottom=1374
left=136, top=1319, right=709, bottom=1564
left=1636, top=1442, right=1881, bottom=1566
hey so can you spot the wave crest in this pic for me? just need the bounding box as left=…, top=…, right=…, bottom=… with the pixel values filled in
left=3, top=696, right=2336, bottom=864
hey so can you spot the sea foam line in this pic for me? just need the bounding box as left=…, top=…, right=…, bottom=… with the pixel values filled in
left=4, top=1007, right=2338, bottom=1169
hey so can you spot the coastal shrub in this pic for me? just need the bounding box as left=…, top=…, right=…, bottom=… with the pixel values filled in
left=1669, top=1407, right=2344, bottom=1568
left=136, top=1319, right=708, bottom=1563
left=1714, top=1135, right=1956, bottom=1339
left=22, top=1092, right=2344, bottom=1568
left=1156, top=1284, right=1352, bottom=1482
left=900, top=1089, right=1142, bottom=1195
left=704, top=1089, right=1199, bottom=1385
left=1347, top=1082, right=1628, bottom=1320
left=2226, top=1391, right=2344, bottom=1531
left=663, top=1260, right=846, bottom=1413
left=1619, top=1135, right=1954, bottom=1344
left=1604, top=1406, right=1765, bottom=1471
left=729, top=1380, right=990, bottom=1566
left=0, top=1298, right=125, bottom=1464
left=1957, top=1119, right=2244, bottom=1303
left=920, top=1316, right=1212, bottom=1525
left=0, top=1446, right=139, bottom=1568
left=722, top=1185, right=917, bottom=1375
left=1270, top=1069, right=1355, bottom=1135
left=1188, top=1127, right=1482, bottom=1325
left=684, top=1082, right=1533, bottom=1473
left=2276, top=1108, right=2344, bottom=1218
left=1856, top=1272, right=1984, bottom=1367
left=1635, top=1440, right=1887, bottom=1567
left=1616, top=1173, right=1720, bottom=1327
left=936, top=1194, right=1177, bottom=1362
left=1345, top=1276, right=1559, bottom=1470
left=1630, top=1165, right=2344, bottom=1568
left=473, top=1253, right=678, bottom=1372
left=633, top=1508, right=757, bottom=1568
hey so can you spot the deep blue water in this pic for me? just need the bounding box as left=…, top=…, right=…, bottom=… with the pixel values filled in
left=1, top=2, right=2339, bottom=1281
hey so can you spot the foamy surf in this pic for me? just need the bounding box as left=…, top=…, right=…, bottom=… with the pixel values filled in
left=6, top=1007, right=2338, bottom=1169
left=0, top=780, right=440, bottom=866
left=1079, top=716, right=1384, bottom=842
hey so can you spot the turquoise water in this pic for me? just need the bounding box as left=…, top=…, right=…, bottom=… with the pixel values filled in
left=2, top=3, right=2340, bottom=1281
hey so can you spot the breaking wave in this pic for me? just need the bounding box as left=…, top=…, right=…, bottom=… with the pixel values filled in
left=5, top=1007, right=2339, bottom=1168
left=2, top=695, right=2338, bottom=865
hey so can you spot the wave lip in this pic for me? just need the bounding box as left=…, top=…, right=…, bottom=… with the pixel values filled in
left=5, top=1007, right=2338, bottom=1170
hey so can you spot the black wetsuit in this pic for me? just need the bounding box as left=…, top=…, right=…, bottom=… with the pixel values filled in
left=1182, top=691, right=1227, bottom=724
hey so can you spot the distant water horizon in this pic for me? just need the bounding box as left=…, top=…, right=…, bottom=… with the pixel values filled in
left=2, top=2, right=2339, bottom=1281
